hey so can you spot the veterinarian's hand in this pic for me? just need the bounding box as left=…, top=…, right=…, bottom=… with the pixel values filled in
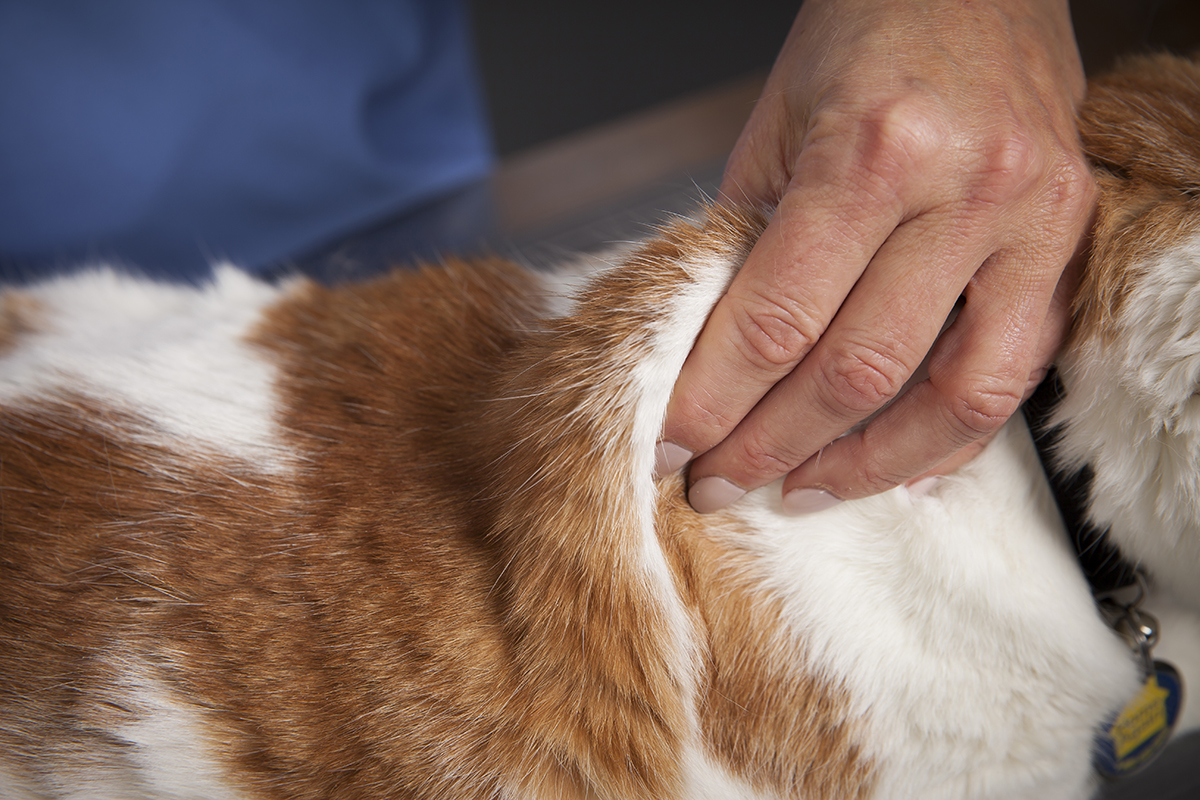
left=660, top=0, right=1093, bottom=513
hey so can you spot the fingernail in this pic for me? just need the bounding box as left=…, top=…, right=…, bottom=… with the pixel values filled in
left=907, top=476, right=942, bottom=498
left=782, top=488, right=841, bottom=516
left=688, top=476, right=746, bottom=513
left=653, top=441, right=693, bottom=479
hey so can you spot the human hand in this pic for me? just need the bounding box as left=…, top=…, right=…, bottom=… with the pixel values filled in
left=658, top=0, right=1094, bottom=513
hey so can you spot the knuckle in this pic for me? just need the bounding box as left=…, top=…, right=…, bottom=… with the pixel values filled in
left=817, top=341, right=912, bottom=417
left=808, top=95, right=947, bottom=188
left=856, top=99, right=946, bottom=182
left=988, top=130, right=1040, bottom=182
left=1047, top=155, right=1098, bottom=221
left=823, top=422, right=923, bottom=498
left=969, top=131, right=1097, bottom=225
left=734, top=429, right=801, bottom=480
left=972, top=128, right=1042, bottom=204
left=855, top=461, right=906, bottom=496
left=667, top=391, right=745, bottom=453
left=832, top=428, right=908, bottom=496
left=673, top=400, right=741, bottom=446
left=731, top=289, right=823, bottom=372
left=948, top=383, right=1023, bottom=437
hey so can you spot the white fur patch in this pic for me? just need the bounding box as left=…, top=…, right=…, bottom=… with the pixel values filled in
left=105, top=667, right=250, bottom=800
left=0, top=661, right=250, bottom=800
left=725, top=420, right=1137, bottom=800
left=680, top=745, right=783, bottom=800
left=538, top=244, right=634, bottom=320
left=0, top=762, right=42, bottom=800
left=0, top=265, right=293, bottom=472
left=1055, top=230, right=1200, bottom=609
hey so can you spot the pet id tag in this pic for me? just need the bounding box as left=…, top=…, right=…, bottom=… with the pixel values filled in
left=1093, top=579, right=1186, bottom=780
left=1094, top=660, right=1184, bottom=780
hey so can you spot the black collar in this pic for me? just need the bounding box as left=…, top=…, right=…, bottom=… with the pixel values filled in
left=1024, top=371, right=1141, bottom=595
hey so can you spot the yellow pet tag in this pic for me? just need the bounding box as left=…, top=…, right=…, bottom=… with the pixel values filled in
left=1094, top=659, right=1184, bottom=778
left=1093, top=576, right=1186, bottom=781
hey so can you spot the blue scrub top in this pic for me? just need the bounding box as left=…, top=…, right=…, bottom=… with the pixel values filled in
left=0, top=0, right=493, bottom=281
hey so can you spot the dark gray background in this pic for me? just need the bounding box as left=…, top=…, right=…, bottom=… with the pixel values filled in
left=470, top=0, right=1200, bottom=156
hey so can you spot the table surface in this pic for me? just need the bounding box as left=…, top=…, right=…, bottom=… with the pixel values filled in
left=488, top=72, right=763, bottom=263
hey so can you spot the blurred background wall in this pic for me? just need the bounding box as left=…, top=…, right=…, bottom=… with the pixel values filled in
left=469, top=0, right=1200, bottom=157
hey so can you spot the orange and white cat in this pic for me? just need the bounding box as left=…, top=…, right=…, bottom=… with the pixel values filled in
left=2, top=54, right=1199, bottom=800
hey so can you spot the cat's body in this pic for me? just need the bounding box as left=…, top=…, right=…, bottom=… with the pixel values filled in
left=2, top=54, right=1200, bottom=800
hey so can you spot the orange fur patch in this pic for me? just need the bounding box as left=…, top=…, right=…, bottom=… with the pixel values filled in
left=1073, top=53, right=1200, bottom=344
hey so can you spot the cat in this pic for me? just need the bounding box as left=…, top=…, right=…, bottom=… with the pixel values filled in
left=2, top=53, right=1199, bottom=800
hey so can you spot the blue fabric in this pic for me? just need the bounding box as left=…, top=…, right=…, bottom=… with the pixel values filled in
left=0, top=0, right=493, bottom=281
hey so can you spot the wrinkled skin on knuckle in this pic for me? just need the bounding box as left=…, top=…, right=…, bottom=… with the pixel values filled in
left=1045, top=153, right=1097, bottom=228
left=852, top=457, right=908, bottom=496
left=671, top=394, right=744, bottom=448
left=733, top=427, right=802, bottom=481
left=817, top=341, right=912, bottom=418
left=969, top=123, right=1096, bottom=225
left=829, top=426, right=910, bottom=496
left=948, top=382, right=1024, bottom=438
left=731, top=289, right=822, bottom=372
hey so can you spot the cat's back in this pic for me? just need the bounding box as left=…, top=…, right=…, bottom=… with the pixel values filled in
left=0, top=259, right=555, bottom=800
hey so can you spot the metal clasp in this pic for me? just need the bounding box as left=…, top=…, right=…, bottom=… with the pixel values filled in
left=1097, top=572, right=1159, bottom=677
